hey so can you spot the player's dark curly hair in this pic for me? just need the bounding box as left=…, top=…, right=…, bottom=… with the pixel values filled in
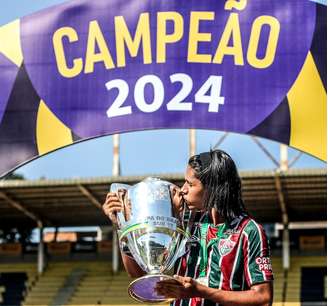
left=188, top=149, right=247, bottom=223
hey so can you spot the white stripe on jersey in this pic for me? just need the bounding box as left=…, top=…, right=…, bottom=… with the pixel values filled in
left=195, top=213, right=211, bottom=306
left=230, top=234, right=243, bottom=289
left=174, top=255, right=184, bottom=306
left=200, top=248, right=214, bottom=306
left=242, top=231, right=253, bottom=285
left=253, top=221, right=267, bottom=281
left=217, top=251, right=224, bottom=290
left=188, top=254, right=202, bottom=306
left=176, top=215, right=203, bottom=306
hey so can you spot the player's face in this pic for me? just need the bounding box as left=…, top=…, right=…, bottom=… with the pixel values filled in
left=181, top=166, right=205, bottom=211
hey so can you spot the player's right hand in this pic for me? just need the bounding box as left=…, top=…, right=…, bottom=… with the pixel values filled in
left=102, top=191, right=124, bottom=224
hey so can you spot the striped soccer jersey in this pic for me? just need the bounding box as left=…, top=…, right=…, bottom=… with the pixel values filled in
left=172, top=213, right=274, bottom=306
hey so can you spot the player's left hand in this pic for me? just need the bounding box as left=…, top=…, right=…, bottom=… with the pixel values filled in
left=155, top=275, right=202, bottom=299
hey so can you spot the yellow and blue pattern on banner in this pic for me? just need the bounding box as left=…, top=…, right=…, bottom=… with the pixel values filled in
left=0, top=19, right=75, bottom=176
left=287, top=52, right=326, bottom=161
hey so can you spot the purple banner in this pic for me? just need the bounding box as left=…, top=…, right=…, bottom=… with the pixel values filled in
left=20, top=0, right=315, bottom=137
left=0, top=0, right=326, bottom=176
left=0, top=54, right=18, bottom=123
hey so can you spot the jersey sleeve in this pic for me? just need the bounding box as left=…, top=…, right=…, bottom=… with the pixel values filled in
left=242, top=220, right=274, bottom=287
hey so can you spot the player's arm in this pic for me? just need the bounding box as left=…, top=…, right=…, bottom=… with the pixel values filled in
left=156, top=277, right=273, bottom=306
left=199, top=281, right=273, bottom=306
left=121, top=252, right=146, bottom=278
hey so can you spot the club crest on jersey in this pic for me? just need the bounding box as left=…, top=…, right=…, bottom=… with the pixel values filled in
left=218, top=238, right=236, bottom=256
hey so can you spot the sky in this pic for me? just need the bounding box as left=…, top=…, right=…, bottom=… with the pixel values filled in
left=0, top=0, right=326, bottom=181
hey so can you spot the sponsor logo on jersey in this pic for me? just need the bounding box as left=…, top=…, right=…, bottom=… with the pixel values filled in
left=255, top=257, right=272, bottom=272
left=225, top=229, right=241, bottom=235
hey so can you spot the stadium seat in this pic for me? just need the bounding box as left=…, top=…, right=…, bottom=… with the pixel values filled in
left=0, top=255, right=325, bottom=306
left=285, top=256, right=326, bottom=305
left=0, top=263, right=37, bottom=306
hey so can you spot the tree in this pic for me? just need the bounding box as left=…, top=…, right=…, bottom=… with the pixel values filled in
left=3, top=172, right=25, bottom=180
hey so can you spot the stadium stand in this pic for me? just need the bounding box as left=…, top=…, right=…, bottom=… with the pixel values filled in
left=21, top=261, right=108, bottom=306
left=0, top=273, right=27, bottom=306
left=271, top=257, right=284, bottom=304
left=66, top=262, right=112, bottom=305
left=286, top=256, right=326, bottom=306
left=98, top=271, right=135, bottom=305
left=22, top=262, right=67, bottom=306
left=0, top=263, right=37, bottom=306
left=0, top=255, right=324, bottom=305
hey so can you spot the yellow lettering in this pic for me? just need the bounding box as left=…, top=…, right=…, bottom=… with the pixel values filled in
left=84, top=20, right=115, bottom=74
left=53, top=27, right=83, bottom=78
left=213, top=13, right=244, bottom=65
left=157, top=12, right=184, bottom=63
left=224, top=0, right=247, bottom=11
left=115, top=13, right=152, bottom=68
left=187, top=11, right=214, bottom=63
left=247, top=16, right=280, bottom=69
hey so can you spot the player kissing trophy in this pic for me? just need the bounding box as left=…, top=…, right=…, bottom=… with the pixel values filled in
left=110, top=177, right=193, bottom=303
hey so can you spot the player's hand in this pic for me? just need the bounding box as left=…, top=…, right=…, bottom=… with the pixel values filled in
left=102, top=190, right=125, bottom=224
left=155, top=275, right=201, bottom=299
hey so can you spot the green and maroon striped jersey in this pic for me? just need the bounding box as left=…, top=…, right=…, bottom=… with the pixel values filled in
left=172, top=213, right=273, bottom=306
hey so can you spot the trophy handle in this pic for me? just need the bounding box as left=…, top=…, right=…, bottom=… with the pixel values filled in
left=109, top=183, right=131, bottom=253
left=109, top=183, right=148, bottom=272
left=164, top=209, right=197, bottom=272
left=163, top=230, right=189, bottom=272
left=110, top=183, right=130, bottom=193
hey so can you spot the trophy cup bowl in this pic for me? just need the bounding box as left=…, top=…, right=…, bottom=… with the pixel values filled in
left=110, top=177, right=191, bottom=303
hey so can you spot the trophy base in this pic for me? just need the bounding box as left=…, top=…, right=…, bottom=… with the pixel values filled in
left=128, top=274, right=175, bottom=303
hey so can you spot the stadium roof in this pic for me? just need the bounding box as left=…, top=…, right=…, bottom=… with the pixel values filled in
left=0, top=168, right=326, bottom=228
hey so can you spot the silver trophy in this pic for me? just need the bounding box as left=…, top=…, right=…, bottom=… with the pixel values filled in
left=110, top=177, right=192, bottom=303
